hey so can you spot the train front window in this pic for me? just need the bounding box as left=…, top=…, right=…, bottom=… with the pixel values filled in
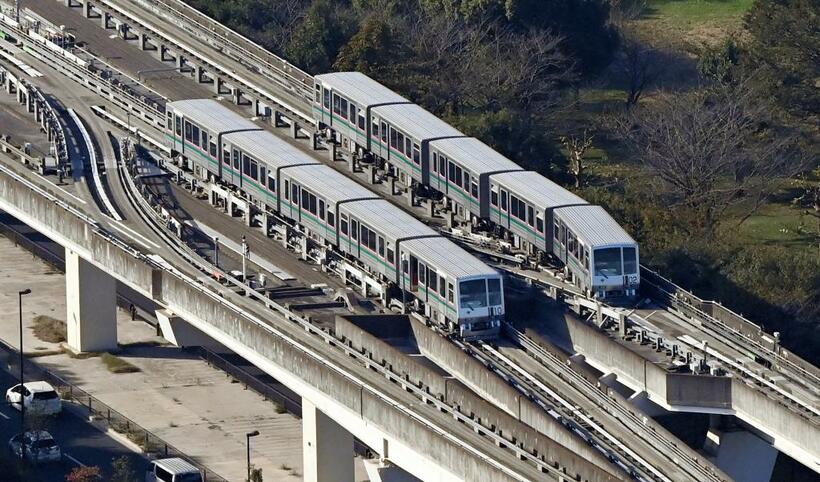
left=594, top=248, right=622, bottom=277
left=459, top=280, right=488, bottom=309
left=488, top=278, right=502, bottom=306
left=623, top=247, right=638, bottom=273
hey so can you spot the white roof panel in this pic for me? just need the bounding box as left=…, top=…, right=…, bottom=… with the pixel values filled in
left=286, top=165, right=377, bottom=206
left=373, top=103, right=464, bottom=141
left=168, top=99, right=258, bottom=133
left=153, top=457, right=200, bottom=475
left=493, top=171, right=586, bottom=210
left=224, top=130, right=319, bottom=170
left=344, top=200, right=438, bottom=241
left=430, top=137, right=523, bottom=175
left=315, top=72, right=409, bottom=107
left=403, top=237, right=498, bottom=279
left=555, top=205, right=636, bottom=247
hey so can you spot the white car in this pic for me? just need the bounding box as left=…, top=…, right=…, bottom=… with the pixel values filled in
left=8, top=430, right=62, bottom=464
left=146, top=458, right=203, bottom=482
left=5, top=381, right=62, bottom=415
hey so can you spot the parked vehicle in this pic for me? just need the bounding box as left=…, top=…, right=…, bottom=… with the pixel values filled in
left=8, top=430, right=61, bottom=464
left=5, top=381, right=62, bottom=415
left=146, top=457, right=203, bottom=482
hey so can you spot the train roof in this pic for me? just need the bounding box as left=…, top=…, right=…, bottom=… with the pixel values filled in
left=343, top=199, right=438, bottom=241
left=223, top=130, right=319, bottom=170
left=492, top=171, right=587, bottom=210
left=167, top=99, right=259, bottom=133
left=555, top=205, right=636, bottom=247
left=430, top=137, right=523, bottom=175
left=402, top=237, right=498, bottom=279
left=285, top=165, right=378, bottom=206
left=373, top=103, right=464, bottom=142
left=315, top=72, right=409, bottom=107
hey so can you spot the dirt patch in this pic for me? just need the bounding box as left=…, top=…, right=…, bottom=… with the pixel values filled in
left=31, top=315, right=67, bottom=344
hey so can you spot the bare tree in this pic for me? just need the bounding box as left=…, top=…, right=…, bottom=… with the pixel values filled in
left=615, top=81, right=807, bottom=234
left=560, top=129, right=595, bottom=188
left=621, top=36, right=658, bottom=108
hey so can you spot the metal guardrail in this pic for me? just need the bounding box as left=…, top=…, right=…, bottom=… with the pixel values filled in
left=0, top=338, right=228, bottom=481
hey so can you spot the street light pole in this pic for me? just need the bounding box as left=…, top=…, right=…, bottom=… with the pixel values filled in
left=246, top=430, right=260, bottom=481
left=18, top=288, right=31, bottom=454
left=213, top=236, right=219, bottom=267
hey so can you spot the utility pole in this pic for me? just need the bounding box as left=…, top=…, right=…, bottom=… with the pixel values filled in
left=213, top=236, right=219, bottom=267
left=241, top=235, right=249, bottom=288
left=15, top=0, right=20, bottom=23
left=18, top=288, right=31, bottom=457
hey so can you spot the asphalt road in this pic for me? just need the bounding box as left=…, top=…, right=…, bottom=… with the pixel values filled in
left=0, top=360, right=150, bottom=480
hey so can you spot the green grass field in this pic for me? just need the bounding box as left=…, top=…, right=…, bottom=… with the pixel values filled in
left=646, top=0, right=755, bottom=23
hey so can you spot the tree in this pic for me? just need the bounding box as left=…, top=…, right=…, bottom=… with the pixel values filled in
left=698, top=37, right=742, bottom=85
left=334, top=15, right=397, bottom=75
left=745, top=0, right=820, bottom=117
left=66, top=466, right=102, bottom=482
left=560, top=129, right=595, bottom=188
left=620, top=35, right=658, bottom=108
left=248, top=464, right=263, bottom=482
left=616, top=82, right=807, bottom=234
left=286, top=0, right=358, bottom=73
left=111, top=455, right=138, bottom=482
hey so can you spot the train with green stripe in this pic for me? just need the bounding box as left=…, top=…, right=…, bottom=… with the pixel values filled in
left=165, top=99, right=505, bottom=339
left=313, top=72, right=639, bottom=299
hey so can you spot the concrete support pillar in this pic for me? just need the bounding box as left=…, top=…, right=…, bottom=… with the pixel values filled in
left=427, top=200, right=435, bottom=218
left=231, top=86, right=241, bottom=105
left=273, top=110, right=284, bottom=128
left=175, top=54, right=185, bottom=71
left=213, top=76, right=222, bottom=95
left=100, top=12, right=110, bottom=29
left=347, top=155, right=355, bottom=172
left=194, top=65, right=204, bottom=83
left=618, top=312, right=627, bottom=338
left=159, top=44, right=171, bottom=62
left=290, top=120, right=299, bottom=139
left=311, top=132, right=320, bottom=150
left=65, top=249, right=117, bottom=353
left=138, top=32, right=147, bottom=50
left=82, top=0, right=92, bottom=18
left=405, top=187, right=414, bottom=208
left=300, top=237, right=309, bottom=261
left=366, top=164, right=377, bottom=184
left=302, top=399, right=354, bottom=482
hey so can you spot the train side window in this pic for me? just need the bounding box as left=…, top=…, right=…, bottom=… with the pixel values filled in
left=260, top=167, right=266, bottom=184
left=233, top=149, right=240, bottom=170
left=360, top=224, right=368, bottom=246
left=623, top=247, right=637, bottom=273
left=250, top=160, right=258, bottom=180
left=380, top=122, right=387, bottom=142
left=554, top=221, right=560, bottom=240
left=175, top=116, right=181, bottom=136
left=309, top=193, right=317, bottom=215
left=432, top=153, right=438, bottom=173
left=447, top=283, right=454, bottom=304
left=340, top=215, right=348, bottom=235
left=201, top=131, right=209, bottom=150
left=448, top=162, right=455, bottom=182
left=527, top=206, right=534, bottom=226
left=351, top=220, right=359, bottom=241
left=471, top=181, right=478, bottom=198
left=428, top=271, right=437, bottom=292
left=328, top=211, right=335, bottom=227
left=463, top=172, right=470, bottom=190
left=210, top=142, right=217, bottom=157
left=340, top=98, right=348, bottom=119
left=413, top=145, right=420, bottom=164
left=390, top=128, right=397, bottom=149
left=301, top=189, right=309, bottom=210
left=184, top=121, right=192, bottom=142
left=166, top=112, right=173, bottom=130
left=315, top=84, right=321, bottom=103
left=358, top=113, right=365, bottom=131
left=349, top=103, right=356, bottom=123
left=405, top=138, right=411, bottom=156
left=284, top=180, right=290, bottom=200
left=439, top=155, right=445, bottom=175
left=439, top=276, right=446, bottom=296
left=372, top=121, right=379, bottom=138
left=332, top=94, right=340, bottom=115
left=387, top=247, right=394, bottom=264
left=291, top=183, right=298, bottom=204
left=396, top=133, right=405, bottom=153
left=319, top=200, right=325, bottom=221
left=491, top=189, right=498, bottom=206
left=243, top=155, right=251, bottom=177
left=488, top=278, right=502, bottom=305
left=378, top=236, right=384, bottom=257
left=323, top=88, right=330, bottom=109
left=501, top=191, right=508, bottom=211
left=268, top=175, right=276, bottom=192
left=418, top=264, right=426, bottom=285
left=536, top=216, right=544, bottom=233
left=223, top=150, right=230, bottom=165
left=191, top=125, right=200, bottom=146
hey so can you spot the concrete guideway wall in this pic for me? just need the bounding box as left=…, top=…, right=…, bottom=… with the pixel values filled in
left=335, top=316, right=623, bottom=481
left=408, top=317, right=622, bottom=478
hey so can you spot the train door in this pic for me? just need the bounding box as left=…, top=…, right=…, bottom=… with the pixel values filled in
left=500, top=189, right=510, bottom=230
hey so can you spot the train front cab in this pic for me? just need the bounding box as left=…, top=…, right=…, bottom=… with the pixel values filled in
left=456, top=275, right=505, bottom=340
left=589, top=245, right=640, bottom=299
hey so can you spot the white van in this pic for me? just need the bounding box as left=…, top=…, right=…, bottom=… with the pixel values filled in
left=146, top=458, right=203, bottom=482
left=5, top=381, right=62, bottom=415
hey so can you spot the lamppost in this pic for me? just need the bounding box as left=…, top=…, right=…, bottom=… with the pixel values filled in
left=18, top=288, right=31, bottom=453
left=246, top=430, right=260, bottom=481
left=213, top=236, right=219, bottom=267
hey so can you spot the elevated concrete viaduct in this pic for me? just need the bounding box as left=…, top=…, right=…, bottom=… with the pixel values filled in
left=0, top=161, right=579, bottom=481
